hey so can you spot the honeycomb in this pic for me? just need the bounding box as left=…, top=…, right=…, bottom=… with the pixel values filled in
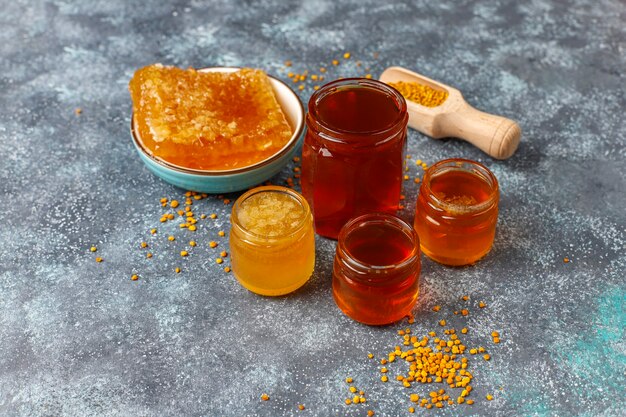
left=129, top=65, right=293, bottom=170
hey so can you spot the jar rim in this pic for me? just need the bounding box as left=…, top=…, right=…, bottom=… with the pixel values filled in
left=421, top=158, right=499, bottom=214
left=307, top=78, right=408, bottom=146
left=231, top=185, right=311, bottom=241
left=337, top=213, right=420, bottom=275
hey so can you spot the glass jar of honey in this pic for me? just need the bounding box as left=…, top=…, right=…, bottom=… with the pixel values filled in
left=230, top=186, right=315, bottom=296
left=414, top=158, right=499, bottom=266
left=301, top=78, right=409, bottom=239
left=332, top=213, right=421, bottom=325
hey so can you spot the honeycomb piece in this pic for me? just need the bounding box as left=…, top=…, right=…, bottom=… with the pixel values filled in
left=238, top=191, right=304, bottom=237
left=129, top=65, right=293, bottom=170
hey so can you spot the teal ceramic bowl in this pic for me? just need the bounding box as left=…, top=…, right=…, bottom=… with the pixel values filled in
left=130, top=67, right=305, bottom=193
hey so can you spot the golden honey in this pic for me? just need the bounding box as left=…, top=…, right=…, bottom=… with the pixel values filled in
left=414, top=159, right=499, bottom=266
left=230, top=186, right=315, bottom=296
left=129, top=65, right=292, bottom=170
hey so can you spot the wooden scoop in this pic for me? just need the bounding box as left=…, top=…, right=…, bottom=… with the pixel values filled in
left=380, top=66, right=521, bottom=160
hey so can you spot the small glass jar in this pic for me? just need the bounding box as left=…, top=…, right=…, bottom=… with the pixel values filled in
left=332, top=213, right=421, bottom=325
left=414, top=158, right=499, bottom=266
left=301, top=78, right=409, bottom=239
left=230, top=186, right=315, bottom=296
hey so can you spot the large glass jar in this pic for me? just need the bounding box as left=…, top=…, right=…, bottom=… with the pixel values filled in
left=301, top=78, right=409, bottom=239
left=414, top=158, right=499, bottom=266
left=332, top=213, right=421, bottom=325
left=230, top=186, right=315, bottom=296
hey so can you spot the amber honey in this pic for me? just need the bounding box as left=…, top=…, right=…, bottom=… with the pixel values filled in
left=333, top=214, right=420, bottom=325
left=129, top=65, right=292, bottom=170
left=414, top=159, right=499, bottom=266
left=230, top=186, right=315, bottom=296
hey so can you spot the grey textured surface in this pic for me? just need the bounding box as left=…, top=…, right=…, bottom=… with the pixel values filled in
left=1, top=0, right=625, bottom=416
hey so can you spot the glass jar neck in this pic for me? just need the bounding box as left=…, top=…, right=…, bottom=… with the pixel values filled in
left=231, top=186, right=311, bottom=245
left=421, top=158, right=499, bottom=214
left=336, top=213, right=420, bottom=284
left=307, top=78, right=408, bottom=148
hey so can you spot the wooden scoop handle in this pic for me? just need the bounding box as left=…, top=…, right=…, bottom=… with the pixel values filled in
left=438, top=102, right=521, bottom=160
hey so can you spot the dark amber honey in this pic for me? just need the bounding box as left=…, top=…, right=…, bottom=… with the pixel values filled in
left=301, top=78, right=408, bottom=239
left=333, top=214, right=420, bottom=325
left=414, top=159, right=499, bottom=266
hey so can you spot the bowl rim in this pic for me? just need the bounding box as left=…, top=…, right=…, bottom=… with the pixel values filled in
left=130, top=66, right=305, bottom=176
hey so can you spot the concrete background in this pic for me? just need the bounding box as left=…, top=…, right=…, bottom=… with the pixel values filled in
left=0, top=0, right=624, bottom=416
